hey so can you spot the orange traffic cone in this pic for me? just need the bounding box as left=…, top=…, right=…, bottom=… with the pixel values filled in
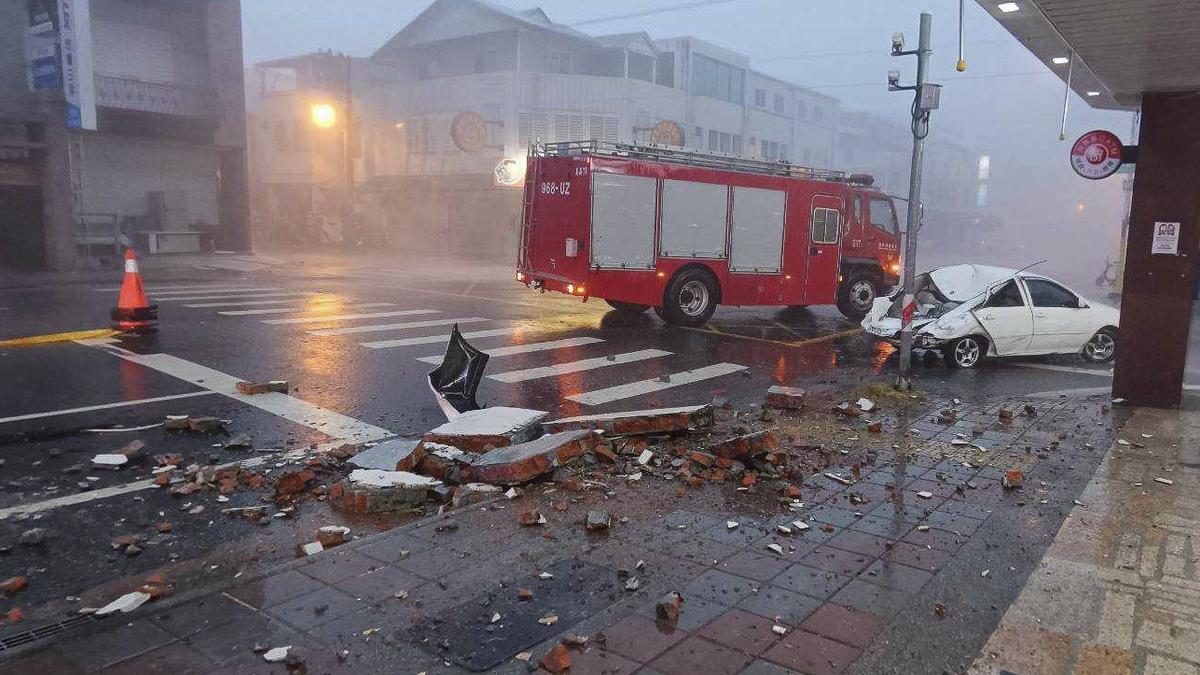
left=110, top=249, right=158, bottom=335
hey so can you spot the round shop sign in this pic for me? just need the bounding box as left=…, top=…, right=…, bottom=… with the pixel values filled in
left=649, top=119, right=685, bottom=147
left=450, top=111, right=488, bottom=153
left=1070, top=129, right=1123, bottom=180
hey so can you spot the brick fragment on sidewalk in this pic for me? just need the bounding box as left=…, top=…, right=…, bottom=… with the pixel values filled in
left=418, top=443, right=480, bottom=482
left=656, top=591, right=684, bottom=622
left=347, top=438, right=425, bottom=472
left=329, top=469, right=442, bottom=513
left=542, top=404, right=713, bottom=435
left=766, top=385, right=807, bottom=409
left=423, top=407, right=548, bottom=451
left=707, top=428, right=779, bottom=459
left=236, top=380, right=289, bottom=395
left=540, top=644, right=571, bottom=673
left=467, top=429, right=596, bottom=485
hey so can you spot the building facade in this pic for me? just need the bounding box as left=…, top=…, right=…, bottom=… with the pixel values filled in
left=247, top=0, right=840, bottom=258
left=0, top=0, right=249, bottom=270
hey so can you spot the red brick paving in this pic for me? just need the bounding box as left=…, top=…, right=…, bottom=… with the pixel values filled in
left=597, top=616, right=688, bottom=663
left=883, top=541, right=953, bottom=572
left=762, top=630, right=862, bottom=675
left=799, top=603, right=885, bottom=648
left=799, top=545, right=874, bottom=576
left=698, top=608, right=785, bottom=655
left=648, top=635, right=755, bottom=675
left=565, top=645, right=641, bottom=674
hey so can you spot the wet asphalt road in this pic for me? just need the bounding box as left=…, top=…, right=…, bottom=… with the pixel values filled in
left=0, top=256, right=1128, bottom=628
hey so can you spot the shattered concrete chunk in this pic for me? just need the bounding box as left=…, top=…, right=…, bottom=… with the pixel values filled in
left=329, top=471, right=442, bottom=514
left=96, top=591, right=152, bottom=616
left=348, top=439, right=424, bottom=472
left=765, top=386, right=806, bottom=410
left=117, top=440, right=145, bottom=460
left=423, top=407, right=548, bottom=451
left=585, top=510, right=611, bottom=532
left=223, top=434, right=252, bottom=450
left=451, top=483, right=501, bottom=508
left=163, top=415, right=190, bottom=430
left=91, top=454, right=128, bottom=470
left=187, top=416, right=224, bottom=433
left=856, top=398, right=875, bottom=412
left=295, top=542, right=324, bottom=557
left=317, top=526, right=351, bottom=548
left=263, top=646, right=292, bottom=663
left=19, top=528, right=48, bottom=546
left=467, top=430, right=596, bottom=485
left=542, top=405, right=713, bottom=436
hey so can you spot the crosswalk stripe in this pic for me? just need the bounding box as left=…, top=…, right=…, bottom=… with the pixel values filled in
left=186, top=297, right=346, bottom=308
left=362, top=327, right=516, bottom=349
left=150, top=287, right=280, bottom=297
left=93, top=284, right=262, bottom=293
left=156, top=292, right=312, bottom=302
left=487, top=349, right=672, bottom=383
left=308, top=317, right=490, bottom=337
left=566, top=363, right=748, bottom=406
left=263, top=309, right=439, bottom=326
left=219, top=303, right=396, bottom=317
left=414, top=337, right=605, bottom=364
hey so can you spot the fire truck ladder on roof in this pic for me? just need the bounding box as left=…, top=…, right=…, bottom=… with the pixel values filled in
left=531, top=140, right=857, bottom=182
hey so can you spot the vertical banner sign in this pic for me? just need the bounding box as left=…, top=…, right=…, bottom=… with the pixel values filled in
left=56, top=0, right=96, bottom=130
left=26, top=0, right=59, bottom=91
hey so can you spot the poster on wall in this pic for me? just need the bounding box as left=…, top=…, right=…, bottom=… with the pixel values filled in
left=57, top=0, right=96, bottom=130
left=26, top=0, right=59, bottom=91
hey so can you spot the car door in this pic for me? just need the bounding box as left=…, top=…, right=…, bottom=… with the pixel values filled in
left=1024, top=278, right=1091, bottom=352
left=972, top=279, right=1034, bottom=355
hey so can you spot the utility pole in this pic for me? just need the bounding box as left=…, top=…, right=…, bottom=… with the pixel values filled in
left=889, top=12, right=940, bottom=391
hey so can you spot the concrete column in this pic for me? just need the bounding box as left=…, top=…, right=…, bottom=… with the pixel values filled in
left=1111, top=92, right=1200, bottom=407
left=40, top=120, right=77, bottom=270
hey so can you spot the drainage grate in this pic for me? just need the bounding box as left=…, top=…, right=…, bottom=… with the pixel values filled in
left=0, top=614, right=98, bottom=651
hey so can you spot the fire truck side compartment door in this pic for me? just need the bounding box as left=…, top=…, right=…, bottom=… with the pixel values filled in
left=660, top=179, right=728, bottom=259
left=804, top=194, right=844, bottom=304
left=729, top=186, right=786, bottom=273
left=590, top=173, right=657, bottom=269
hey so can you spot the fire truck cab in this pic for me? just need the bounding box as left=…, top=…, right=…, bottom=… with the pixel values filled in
left=516, top=142, right=902, bottom=326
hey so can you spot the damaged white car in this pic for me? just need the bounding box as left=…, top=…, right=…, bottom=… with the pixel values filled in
left=862, top=264, right=1120, bottom=368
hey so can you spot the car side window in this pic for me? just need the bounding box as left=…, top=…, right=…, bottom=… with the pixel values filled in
left=984, top=279, right=1024, bottom=308
left=1025, top=279, right=1079, bottom=308
left=868, top=198, right=898, bottom=235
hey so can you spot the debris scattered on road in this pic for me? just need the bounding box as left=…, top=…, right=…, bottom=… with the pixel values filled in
left=223, top=433, right=253, bottom=450
left=656, top=591, right=684, bottom=622
left=544, top=405, right=713, bottom=435
left=91, top=453, right=128, bottom=470
left=916, top=491, right=933, bottom=499
left=236, top=380, right=290, bottom=395
left=186, top=416, right=225, bottom=433
left=316, top=525, right=351, bottom=548
left=262, top=646, right=291, bottom=662
left=1154, top=477, right=1174, bottom=486
left=96, top=591, right=152, bottom=616
left=772, top=624, right=788, bottom=635
left=856, top=397, right=875, bottom=412
left=538, top=613, right=559, bottom=625
left=1, top=576, right=29, bottom=595
left=423, top=407, right=548, bottom=451
left=540, top=643, right=571, bottom=673
left=19, top=528, right=48, bottom=546
left=349, top=439, right=423, bottom=471
left=765, top=386, right=806, bottom=410
left=1002, top=469, right=1023, bottom=489
left=585, top=510, right=611, bottom=532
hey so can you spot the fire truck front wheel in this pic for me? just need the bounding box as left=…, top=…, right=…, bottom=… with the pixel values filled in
left=836, top=269, right=881, bottom=321
left=662, top=268, right=719, bottom=327
left=605, top=300, right=650, bottom=314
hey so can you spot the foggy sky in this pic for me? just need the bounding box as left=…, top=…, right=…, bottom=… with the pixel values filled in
left=242, top=0, right=1136, bottom=288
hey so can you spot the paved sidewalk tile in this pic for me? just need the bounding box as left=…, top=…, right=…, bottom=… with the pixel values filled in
left=684, top=569, right=760, bottom=606
left=59, top=620, right=175, bottom=671
left=101, top=642, right=215, bottom=675
left=799, top=603, right=884, bottom=648
left=264, top=585, right=365, bottom=630
left=772, top=563, right=851, bottom=599
left=649, top=635, right=755, bottom=675
left=736, top=585, right=823, bottom=626
left=228, top=568, right=326, bottom=609
left=762, top=630, right=861, bottom=675
left=699, top=608, right=785, bottom=655
left=597, top=616, right=688, bottom=663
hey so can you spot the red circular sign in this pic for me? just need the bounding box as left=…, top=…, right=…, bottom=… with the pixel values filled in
left=450, top=111, right=487, bottom=153
left=1070, top=129, right=1122, bottom=180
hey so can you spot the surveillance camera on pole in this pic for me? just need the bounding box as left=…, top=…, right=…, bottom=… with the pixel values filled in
left=890, top=12, right=938, bottom=392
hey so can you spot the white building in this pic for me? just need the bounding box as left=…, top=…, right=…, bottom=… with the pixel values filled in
left=249, top=0, right=841, bottom=257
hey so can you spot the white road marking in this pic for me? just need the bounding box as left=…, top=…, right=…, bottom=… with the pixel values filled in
left=149, top=287, right=281, bottom=297
left=308, top=317, right=490, bottom=337
left=155, top=292, right=313, bottom=302
left=488, top=349, right=672, bottom=383
left=93, top=284, right=262, bottom=293
left=263, top=309, right=439, bottom=325
left=0, top=439, right=352, bottom=520
left=1013, top=363, right=1114, bottom=377
left=0, top=391, right=217, bottom=425
left=79, top=340, right=393, bottom=443
left=567, top=363, right=748, bottom=406
left=185, top=297, right=346, bottom=308
left=362, top=327, right=516, bottom=349
left=218, top=303, right=395, bottom=316
left=414, top=337, right=605, bottom=364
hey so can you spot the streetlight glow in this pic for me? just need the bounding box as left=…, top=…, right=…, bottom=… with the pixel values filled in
left=311, top=103, right=337, bottom=128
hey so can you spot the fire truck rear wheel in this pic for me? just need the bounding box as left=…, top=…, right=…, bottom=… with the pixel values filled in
left=605, top=300, right=650, bottom=314
left=662, top=268, right=719, bottom=327
left=836, top=269, right=880, bottom=321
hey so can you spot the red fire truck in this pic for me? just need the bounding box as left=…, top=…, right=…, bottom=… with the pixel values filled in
left=515, top=141, right=902, bottom=326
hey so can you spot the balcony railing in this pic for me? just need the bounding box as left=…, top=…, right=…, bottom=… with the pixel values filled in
left=94, top=74, right=219, bottom=118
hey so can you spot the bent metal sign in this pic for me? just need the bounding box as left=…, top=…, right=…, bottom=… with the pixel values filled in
left=1070, top=129, right=1123, bottom=180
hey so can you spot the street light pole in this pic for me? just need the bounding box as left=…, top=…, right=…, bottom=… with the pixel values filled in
left=890, top=12, right=938, bottom=391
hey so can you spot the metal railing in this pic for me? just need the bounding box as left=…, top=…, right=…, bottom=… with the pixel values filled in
left=531, top=140, right=849, bottom=181
left=94, top=74, right=219, bottom=118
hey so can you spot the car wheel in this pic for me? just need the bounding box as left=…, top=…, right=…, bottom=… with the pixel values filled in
left=1081, top=327, right=1117, bottom=363
left=661, top=268, right=719, bottom=327
left=836, top=270, right=879, bottom=321
left=943, top=336, right=986, bottom=369
left=605, top=299, right=650, bottom=314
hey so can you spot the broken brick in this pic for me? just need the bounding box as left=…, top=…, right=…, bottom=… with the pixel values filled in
left=154, top=522, right=173, bottom=533
left=1, top=576, right=28, bottom=594
left=998, top=407, right=1015, bottom=421
left=467, top=430, right=596, bottom=485
left=163, top=415, right=190, bottom=430
left=765, top=386, right=806, bottom=410
left=154, top=453, right=183, bottom=467
left=417, top=443, right=478, bottom=482
left=584, top=510, right=610, bottom=532
left=540, top=644, right=571, bottom=674
left=117, top=440, right=145, bottom=460
left=274, top=469, right=316, bottom=500
left=592, top=444, right=618, bottom=463
left=542, top=405, right=713, bottom=436
left=656, top=591, right=684, bottom=622
left=423, top=407, right=548, bottom=452
left=867, top=421, right=883, bottom=433
left=707, top=429, right=779, bottom=460
left=316, top=526, right=351, bottom=548
left=689, top=451, right=715, bottom=467
left=518, top=588, right=534, bottom=601
left=739, top=472, right=757, bottom=488
left=518, top=510, right=544, bottom=526
left=328, top=471, right=440, bottom=514
left=187, top=417, right=224, bottom=433
left=782, top=484, right=802, bottom=499
left=236, top=380, right=290, bottom=395
left=1002, top=469, right=1023, bottom=489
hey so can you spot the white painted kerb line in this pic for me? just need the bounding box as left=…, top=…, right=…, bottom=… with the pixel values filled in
left=567, top=363, right=748, bottom=406
left=308, top=317, right=490, bottom=337
left=488, top=349, right=671, bottom=383
left=414, top=337, right=604, bottom=364
left=362, top=327, right=516, bottom=349
left=264, top=309, right=439, bottom=325
left=0, top=391, right=217, bottom=425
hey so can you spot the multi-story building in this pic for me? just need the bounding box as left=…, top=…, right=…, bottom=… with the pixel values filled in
left=247, top=0, right=841, bottom=258
left=0, top=0, right=248, bottom=270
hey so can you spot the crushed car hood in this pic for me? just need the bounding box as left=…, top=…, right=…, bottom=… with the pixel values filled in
left=862, top=264, right=1019, bottom=339
left=928, top=264, right=1020, bottom=303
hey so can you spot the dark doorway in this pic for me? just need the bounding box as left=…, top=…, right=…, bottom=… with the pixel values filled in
left=0, top=186, right=46, bottom=268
